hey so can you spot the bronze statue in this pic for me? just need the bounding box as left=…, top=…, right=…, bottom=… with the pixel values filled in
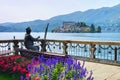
left=24, top=27, right=40, bottom=51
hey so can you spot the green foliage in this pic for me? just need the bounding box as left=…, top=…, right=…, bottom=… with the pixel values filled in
left=0, top=72, right=20, bottom=80
left=41, top=75, right=48, bottom=80
left=51, top=63, right=64, bottom=80
left=76, top=22, right=87, bottom=27
left=51, top=69, right=58, bottom=80
left=97, top=26, right=101, bottom=32
left=90, top=24, right=95, bottom=33
left=65, top=69, right=75, bottom=79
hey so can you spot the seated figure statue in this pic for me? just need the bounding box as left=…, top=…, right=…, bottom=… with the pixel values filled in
left=24, top=27, right=40, bottom=51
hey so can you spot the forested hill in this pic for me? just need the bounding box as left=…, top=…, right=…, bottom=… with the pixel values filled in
left=0, top=3, right=120, bottom=32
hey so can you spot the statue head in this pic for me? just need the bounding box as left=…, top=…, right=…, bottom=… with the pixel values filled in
left=26, top=27, right=31, bottom=34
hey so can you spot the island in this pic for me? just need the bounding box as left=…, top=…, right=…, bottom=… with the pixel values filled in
left=52, top=22, right=101, bottom=33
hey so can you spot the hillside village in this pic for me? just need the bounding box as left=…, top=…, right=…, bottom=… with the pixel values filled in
left=52, top=22, right=101, bottom=33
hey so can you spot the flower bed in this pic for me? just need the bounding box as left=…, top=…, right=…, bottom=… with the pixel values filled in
left=0, top=55, right=31, bottom=80
left=0, top=55, right=94, bottom=80
left=22, top=55, right=94, bottom=80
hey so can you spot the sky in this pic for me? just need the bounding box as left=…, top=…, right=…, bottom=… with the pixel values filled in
left=0, top=0, right=120, bottom=23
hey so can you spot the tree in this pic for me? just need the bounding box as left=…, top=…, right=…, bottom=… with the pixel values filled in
left=76, top=22, right=81, bottom=27
left=90, top=24, right=95, bottom=33
left=97, top=26, right=101, bottom=33
left=80, top=22, right=87, bottom=27
left=76, top=22, right=87, bottom=27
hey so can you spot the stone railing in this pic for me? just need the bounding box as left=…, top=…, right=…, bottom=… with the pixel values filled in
left=0, top=39, right=120, bottom=65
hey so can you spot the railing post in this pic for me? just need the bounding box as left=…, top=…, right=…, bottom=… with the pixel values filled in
left=41, top=40, right=46, bottom=52
left=62, top=42, right=68, bottom=56
left=13, top=40, right=19, bottom=55
left=90, top=44, right=96, bottom=59
left=114, top=47, right=117, bottom=61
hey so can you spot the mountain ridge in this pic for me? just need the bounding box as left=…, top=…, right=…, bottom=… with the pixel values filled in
left=0, top=3, right=120, bottom=32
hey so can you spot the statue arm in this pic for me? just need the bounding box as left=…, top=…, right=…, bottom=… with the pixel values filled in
left=30, top=35, right=40, bottom=40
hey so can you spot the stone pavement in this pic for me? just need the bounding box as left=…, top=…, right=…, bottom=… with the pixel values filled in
left=78, top=60, right=120, bottom=80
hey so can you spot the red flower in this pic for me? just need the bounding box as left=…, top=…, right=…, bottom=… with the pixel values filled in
left=20, top=68, right=27, bottom=74
left=4, top=64, right=9, bottom=69
left=26, top=72, right=31, bottom=77
left=17, top=65, right=22, bottom=71
left=34, top=77, right=40, bottom=80
left=0, top=55, right=31, bottom=76
left=0, top=61, right=4, bottom=65
left=13, top=66, right=17, bottom=71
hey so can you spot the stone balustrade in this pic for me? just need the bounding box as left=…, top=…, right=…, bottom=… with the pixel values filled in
left=0, top=39, right=120, bottom=66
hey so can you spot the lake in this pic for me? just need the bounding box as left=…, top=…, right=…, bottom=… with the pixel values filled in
left=0, top=32, right=120, bottom=61
left=0, top=32, right=120, bottom=42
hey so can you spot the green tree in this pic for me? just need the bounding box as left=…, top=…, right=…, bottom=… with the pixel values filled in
left=97, top=26, right=101, bottom=33
left=90, top=24, right=95, bottom=33
left=76, top=22, right=81, bottom=27
left=80, top=22, right=87, bottom=27
left=76, top=22, right=87, bottom=27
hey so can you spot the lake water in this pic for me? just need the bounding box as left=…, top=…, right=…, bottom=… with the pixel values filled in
left=0, top=32, right=120, bottom=61
left=0, top=32, right=120, bottom=42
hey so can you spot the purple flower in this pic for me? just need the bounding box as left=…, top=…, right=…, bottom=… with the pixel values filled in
left=33, top=67, right=38, bottom=74
left=32, top=57, right=36, bottom=65
left=25, top=56, right=93, bottom=80
left=27, top=64, right=32, bottom=71
left=40, top=64, right=44, bottom=71
left=20, top=76, right=24, bottom=80
left=74, top=73, right=77, bottom=80
left=25, top=76, right=30, bottom=80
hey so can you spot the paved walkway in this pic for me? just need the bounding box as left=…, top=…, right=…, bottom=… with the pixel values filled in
left=78, top=60, right=120, bottom=80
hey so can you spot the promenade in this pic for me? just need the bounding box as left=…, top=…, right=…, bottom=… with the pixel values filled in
left=81, top=60, right=120, bottom=80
